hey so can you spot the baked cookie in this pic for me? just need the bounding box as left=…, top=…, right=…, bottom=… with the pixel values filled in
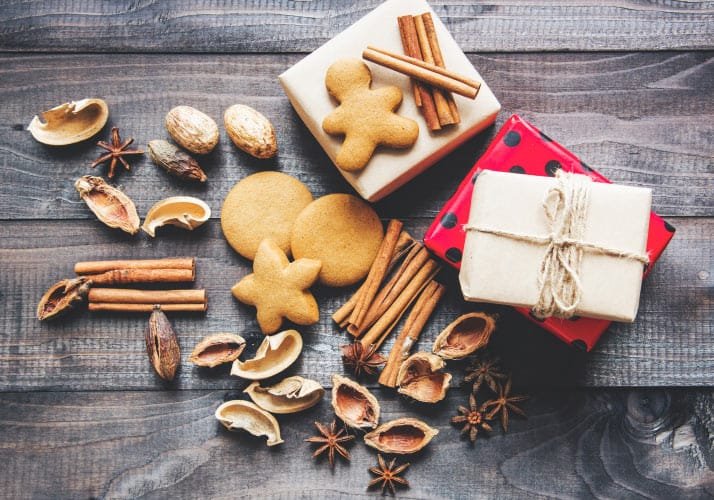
left=322, top=59, right=419, bottom=172
left=231, top=239, right=321, bottom=335
left=291, top=193, right=383, bottom=287
left=221, top=172, right=313, bottom=260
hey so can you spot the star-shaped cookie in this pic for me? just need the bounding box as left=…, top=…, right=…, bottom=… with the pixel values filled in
left=232, top=238, right=322, bottom=335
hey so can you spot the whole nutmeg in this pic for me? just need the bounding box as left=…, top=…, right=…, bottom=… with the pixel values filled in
left=145, top=305, right=181, bottom=381
left=165, top=105, right=219, bottom=154
left=224, top=104, right=277, bottom=159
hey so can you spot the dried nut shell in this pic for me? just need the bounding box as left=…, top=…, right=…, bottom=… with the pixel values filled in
left=224, top=104, right=277, bottom=159
left=244, top=376, right=324, bottom=414
left=396, top=352, right=452, bottom=404
left=27, top=98, right=109, bottom=146
left=37, top=276, right=92, bottom=321
left=75, top=175, right=140, bottom=235
left=364, top=418, right=438, bottom=455
left=148, top=140, right=207, bottom=182
left=215, top=400, right=284, bottom=446
left=145, top=306, right=181, bottom=381
left=230, top=329, right=302, bottom=380
left=188, top=333, right=246, bottom=368
left=142, top=196, right=211, bottom=237
left=433, top=312, right=496, bottom=360
left=331, top=374, right=380, bottom=430
left=165, top=105, right=219, bottom=154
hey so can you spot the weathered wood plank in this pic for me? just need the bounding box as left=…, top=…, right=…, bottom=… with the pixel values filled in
left=1, top=0, right=713, bottom=53
left=0, top=217, right=711, bottom=391
left=0, top=388, right=711, bottom=499
left=1, top=52, right=712, bottom=219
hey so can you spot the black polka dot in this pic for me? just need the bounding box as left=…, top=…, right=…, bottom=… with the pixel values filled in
left=567, top=315, right=581, bottom=322
left=503, top=131, right=521, bottom=147
left=545, top=160, right=562, bottom=176
left=529, top=311, right=546, bottom=322
left=471, top=172, right=480, bottom=184
left=509, top=165, right=526, bottom=174
left=580, top=161, right=594, bottom=173
left=540, top=130, right=553, bottom=142
left=445, top=247, right=462, bottom=263
left=664, top=221, right=676, bottom=233
left=571, top=340, right=587, bottom=351
left=643, top=263, right=650, bottom=274
left=440, top=212, right=458, bottom=229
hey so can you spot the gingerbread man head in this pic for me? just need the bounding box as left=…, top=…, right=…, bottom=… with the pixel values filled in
left=322, top=59, right=419, bottom=172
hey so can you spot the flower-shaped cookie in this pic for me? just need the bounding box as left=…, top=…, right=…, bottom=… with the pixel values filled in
left=232, top=239, right=321, bottom=335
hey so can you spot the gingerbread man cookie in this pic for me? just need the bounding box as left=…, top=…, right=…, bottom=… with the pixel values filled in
left=232, top=239, right=322, bottom=335
left=322, top=59, right=419, bottom=172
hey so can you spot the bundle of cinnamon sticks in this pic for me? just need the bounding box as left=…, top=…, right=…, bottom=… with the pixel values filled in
left=332, top=220, right=445, bottom=387
left=76, top=258, right=207, bottom=312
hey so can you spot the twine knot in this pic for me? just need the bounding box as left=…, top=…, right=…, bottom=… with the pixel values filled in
left=465, top=171, right=649, bottom=319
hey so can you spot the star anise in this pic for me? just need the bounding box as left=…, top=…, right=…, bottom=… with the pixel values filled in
left=368, top=454, right=410, bottom=495
left=341, top=341, right=386, bottom=377
left=464, top=355, right=506, bottom=393
left=91, top=127, right=144, bottom=178
left=305, top=420, right=354, bottom=467
left=484, top=377, right=528, bottom=432
left=451, top=393, right=493, bottom=443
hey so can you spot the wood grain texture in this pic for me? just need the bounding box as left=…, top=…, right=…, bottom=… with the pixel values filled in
left=1, top=52, right=712, bottom=220
left=1, top=0, right=713, bottom=53
left=0, top=388, right=712, bottom=499
left=0, top=217, right=710, bottom=391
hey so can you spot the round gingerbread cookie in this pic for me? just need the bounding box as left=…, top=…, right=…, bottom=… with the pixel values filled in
left=291, top=194, right=383, bottom=287
left=221, top=172, right=313, bottom=260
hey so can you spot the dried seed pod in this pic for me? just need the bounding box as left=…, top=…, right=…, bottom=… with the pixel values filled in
left=75, top=175, right=140, bottom=234
left=37, top=276, right=92, bottom=321
left=145, top=305, right=181, bottom=381
left=141, top=196, right=211, bottom=237
left=188, top=333, right=246, bottom=368
left=230, top=329, right=302, bottom=380
left=396, top=352, right=452, bottom=404
left=27, top=98, right=108, bottom=146
left=364, top=418, right=438, bottom=454
left=433, top=312, right=496, bottom=360
left=224, top=104, right=277, bottom=159
left=331, top=374, right=380, bottom=430
left=244, top=376, right=324, bottom=414
left=165, top=105, right=219, bottom=154
left=215, top=400, right=283, bottom=446
left=148, top=140, right=207, bottom=182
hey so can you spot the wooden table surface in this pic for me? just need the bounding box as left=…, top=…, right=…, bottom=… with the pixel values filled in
left=1, top=2, right=713, bottom=498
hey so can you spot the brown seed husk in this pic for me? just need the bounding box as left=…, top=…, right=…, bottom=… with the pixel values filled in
left=37, top=276, right=92, bottom=321
left=188, top=333, right=246, bottom=368
left=215, top=400, right=283, bottom=446
left=244, top=376, right=324, bottom=414
left=331, top=374, right=380, bottom=429
left=145, top=305, right=181, bottom=381
left=432, top=312, right=496, bottom=360
left=364, top=417, right=438, bottom=454
left=396, top=352, right=451, bottom=404
left=148, top=140, right=207, bottom=182
left=75, top=175, right=140, bottom=234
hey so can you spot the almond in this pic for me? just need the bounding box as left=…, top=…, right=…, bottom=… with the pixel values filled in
left=224, top=104, right=277, bottom=159
left=165, top=105, right=219, bottom=154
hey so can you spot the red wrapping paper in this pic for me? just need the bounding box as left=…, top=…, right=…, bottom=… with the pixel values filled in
left=424, top=115, right=676, bottom=351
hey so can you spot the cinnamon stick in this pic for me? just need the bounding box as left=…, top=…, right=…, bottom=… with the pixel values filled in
left=378, top=280, right=446, bottom=387
left=83, top=268, right=195, bottom=286
left=414, top=14, right=455, bottom=126
left=75, top=258, right=195, bottom=275
left=88, top=288, right=206, bottom=304
left=88, top=302, right=207, bottom=313
left=397, top=15, right=441, bottom=131
left=398, top=18, right=422, bottom=107
left=363, top=46, right=480, bottom=98
left=348, top=220, right=403, bottom=332
left=419, top=13, right=460, bottom=125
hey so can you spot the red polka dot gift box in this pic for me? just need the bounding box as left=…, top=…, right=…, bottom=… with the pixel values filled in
left=423, top=114, right=676, bottom=351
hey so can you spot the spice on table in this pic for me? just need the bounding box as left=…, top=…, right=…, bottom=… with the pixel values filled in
left=451, top=393, right=493, bottom=444
left=148, top=140, right=208, bottom=182
left=145, top=305, right=181, bottom=381
left=483, top=377, right=528, bottom=432
left=75, top=258, right=196, bottom=286
left=305, top=420, right=355, bottom=468
left=75, top=175, right=140, bottom=235
left=464, top=355, right=506, bottom=393
left=432, top=312, right=496, bottom=360
left=90, top=127, right=144, bottom=179
left=75, top=258, right=196, bottom=274
left=368, top=454, right=410, bottom=495
left=36, top=276, right=92, bottom=321
left=341, top=341, right=386, bottom=378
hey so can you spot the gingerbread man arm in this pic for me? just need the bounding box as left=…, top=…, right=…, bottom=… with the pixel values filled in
left=372, top=86, right=404, bottom=111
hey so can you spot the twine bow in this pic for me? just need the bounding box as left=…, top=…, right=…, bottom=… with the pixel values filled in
left=465, top=171, right=649, bottom=319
